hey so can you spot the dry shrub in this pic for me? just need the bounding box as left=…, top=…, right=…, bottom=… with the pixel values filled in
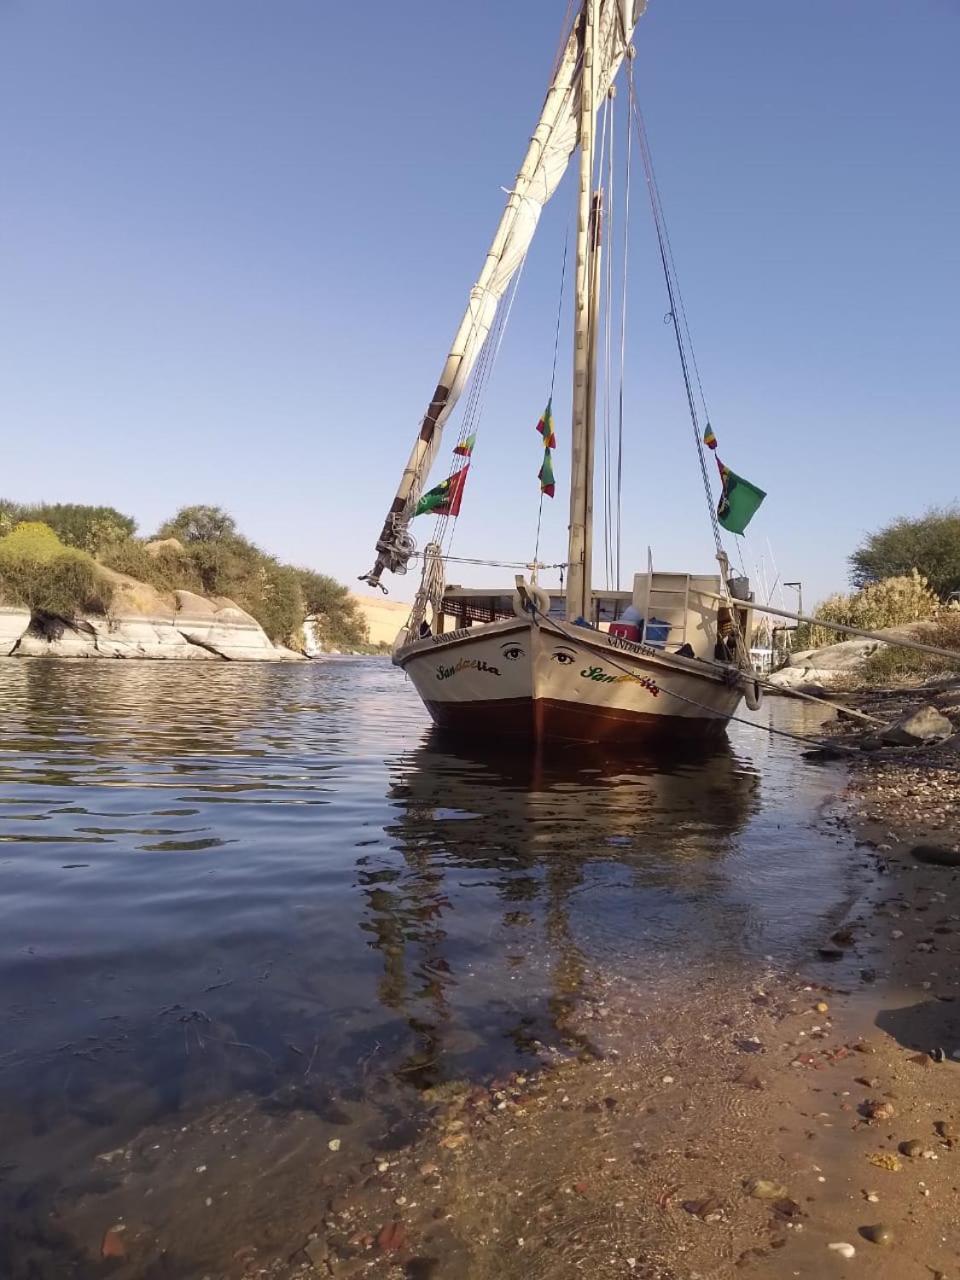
left=799, top=572, right=940, bottom=650
left=860, top=612, right=960, bottom=685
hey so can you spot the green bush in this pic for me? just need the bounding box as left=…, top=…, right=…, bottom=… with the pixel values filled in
left=99, top=538, right=202, bottom=594
left=0, top=522, right=113, bottom=615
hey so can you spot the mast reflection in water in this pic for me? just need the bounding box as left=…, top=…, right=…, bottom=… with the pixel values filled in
left=362, top=730, right=760, bottom=1087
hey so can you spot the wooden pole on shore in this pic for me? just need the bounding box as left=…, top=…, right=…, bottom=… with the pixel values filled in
left=707, top=594, right=960, bottom=664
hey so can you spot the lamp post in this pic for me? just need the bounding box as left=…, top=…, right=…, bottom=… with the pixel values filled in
left=784, top=581, right=803, bottom=621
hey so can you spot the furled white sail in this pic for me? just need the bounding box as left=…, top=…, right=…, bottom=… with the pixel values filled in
left=363, top=0, right=646, bottom=588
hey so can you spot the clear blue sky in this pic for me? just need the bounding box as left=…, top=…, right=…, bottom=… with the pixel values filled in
left=2, top=0, right=957, bottom=607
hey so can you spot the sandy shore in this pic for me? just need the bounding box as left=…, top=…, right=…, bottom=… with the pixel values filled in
left=9, top=690, right=960, bottom=1280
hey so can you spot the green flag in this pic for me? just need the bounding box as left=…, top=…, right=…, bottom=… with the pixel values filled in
left=716, top=459, right=765, bottom=535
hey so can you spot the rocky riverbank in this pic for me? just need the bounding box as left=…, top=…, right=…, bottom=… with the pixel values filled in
left=31, top=922, right=959, bottom=1280
left=0, top=568, right=304, bottom=662
left=766, top=624, right=951, bottom=695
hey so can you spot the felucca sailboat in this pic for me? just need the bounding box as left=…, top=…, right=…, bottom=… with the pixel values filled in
left=362, top=0, right=767, bottom=745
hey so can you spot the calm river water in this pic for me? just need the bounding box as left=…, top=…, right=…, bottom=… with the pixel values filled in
left=0, top=658, right=856, bottom=1205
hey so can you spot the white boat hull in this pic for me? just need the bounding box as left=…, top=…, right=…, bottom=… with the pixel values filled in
left=395, top=618, right=744, bottom=745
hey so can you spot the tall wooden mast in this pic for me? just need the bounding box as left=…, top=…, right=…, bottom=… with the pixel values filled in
left=566, top=0, right=601, bottom=622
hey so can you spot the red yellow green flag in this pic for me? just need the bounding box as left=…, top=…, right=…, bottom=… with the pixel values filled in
left=537, top=399, right=556, bottom=450
left=703, top=424, right=718, bottom=451
left=453, top=433, right=476, bottom=457
left=538, top=448, right=555, bottom=499
left=414, top=465, right=470, bottom=517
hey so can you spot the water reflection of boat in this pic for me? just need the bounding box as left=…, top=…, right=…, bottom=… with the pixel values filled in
left=358, top=731, right=760, bottom=1085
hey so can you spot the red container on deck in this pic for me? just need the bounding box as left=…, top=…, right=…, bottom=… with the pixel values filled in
left=608, top=622, right=640, bottom=641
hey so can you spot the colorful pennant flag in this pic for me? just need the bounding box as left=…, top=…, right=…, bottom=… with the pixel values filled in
left=453, top=433, right=476, bottom=457
left=538, top=447, right=555, bottom=499
left=537, top=399, right=557, bottom=450
left=414, top=465, right=470, bottom=518
left=703, top=423, right=718, bottom=451
left=716, top=458, right=765, bottom=535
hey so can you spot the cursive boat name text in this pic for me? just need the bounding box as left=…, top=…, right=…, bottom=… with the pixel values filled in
left=580, top=665, right=659, bottom=695
left=437, top=658, right=501, bottom=680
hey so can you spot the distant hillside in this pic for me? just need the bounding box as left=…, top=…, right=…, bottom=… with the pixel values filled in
left=350, top=593, right=409, bottom=648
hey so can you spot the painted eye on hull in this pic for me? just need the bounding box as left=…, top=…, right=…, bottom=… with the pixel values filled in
left=551, top=650, right=575, bottom=665
left=502, top=645, right=524, bottom=660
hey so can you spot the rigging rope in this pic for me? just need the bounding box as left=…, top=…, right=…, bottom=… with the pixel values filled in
left=632, top=98, right=723, bottom=562
left=534, top=227, right=570, bottom=569
left=593, top=94, right=616, bottom=593
left=438, top=255, right=528, bottom=564
left=631, top=95, right=752, bottom=672
left=440, top=555, right=571, bottom=570
left=615, top=56, right=635, bottom=591
left=598, top=92, right=615, bottom=591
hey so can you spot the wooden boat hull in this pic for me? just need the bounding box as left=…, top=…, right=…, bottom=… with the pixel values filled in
left=394, top=618, right=744, bottom=746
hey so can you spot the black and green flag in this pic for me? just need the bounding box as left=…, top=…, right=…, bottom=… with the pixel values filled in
left=716, top=459, right=765, bottom=535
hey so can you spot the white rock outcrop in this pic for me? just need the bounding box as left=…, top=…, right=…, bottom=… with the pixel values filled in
left=2, top=572, right=306, bottom=662
left=0, top=606, right=31, bottom=655
left=767, top=624, right=949, bottom=693
left=767, top=638, right=879, bottom=691
left=173, top=591, right=294, bottom=661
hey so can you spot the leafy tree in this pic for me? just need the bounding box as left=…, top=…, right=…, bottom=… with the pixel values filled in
left=297, top=568, right=369, bottom=649
left=0, top=501, right=135, bottom=553
left=154, top=505, right=237, bottom=544
left=850, top=507, right=960, bottom=599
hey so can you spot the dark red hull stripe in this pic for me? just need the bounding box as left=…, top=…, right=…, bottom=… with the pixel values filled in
left=424, top=697, right=728, bottom=745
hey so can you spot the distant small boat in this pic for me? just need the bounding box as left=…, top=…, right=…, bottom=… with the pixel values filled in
left=363, top=0, right=765, bottom=745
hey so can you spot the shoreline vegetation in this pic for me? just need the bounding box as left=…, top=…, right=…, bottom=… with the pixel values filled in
left=767, top=507, right=960, bottom=695
left=0, top=500, right=390, bottom=658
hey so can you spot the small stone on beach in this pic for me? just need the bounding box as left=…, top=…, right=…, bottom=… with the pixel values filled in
left=860, top=1224, right=894, bottom=1246
left=744, top=1177, right=788, bottom=1200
